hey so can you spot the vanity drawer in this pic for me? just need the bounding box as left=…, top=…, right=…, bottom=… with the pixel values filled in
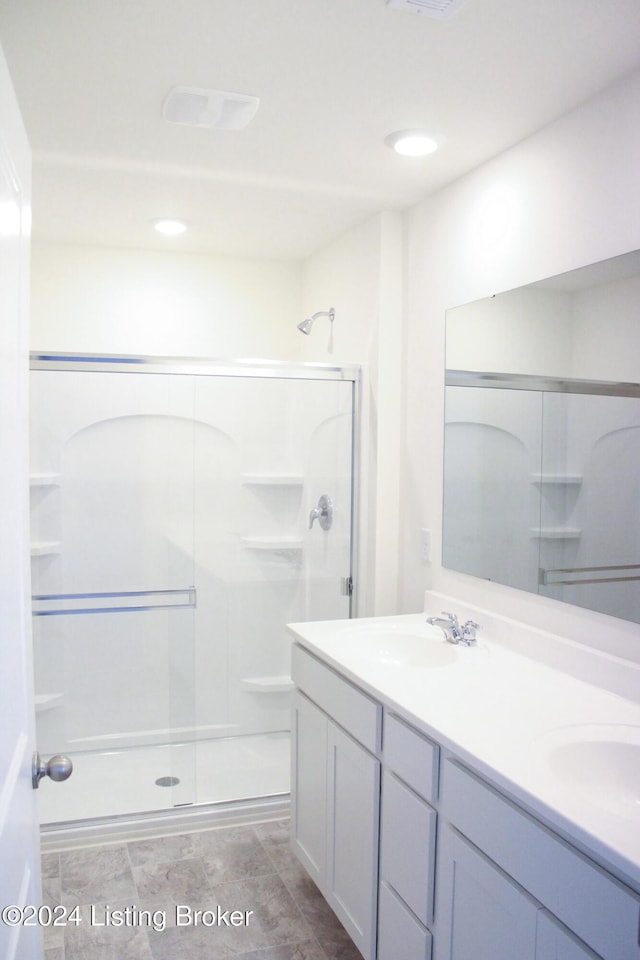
left=383, top=711, right=439, bottom=802
left=380, top=770, right=437, bottom=926
left=291, top=644, right=382, bottom=753
left=378, top=881, right=432, bottom=960
left=442, top=759, right=640, bottom=960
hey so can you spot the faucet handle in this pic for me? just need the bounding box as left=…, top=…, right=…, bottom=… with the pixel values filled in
left=462, top=620, right=480, bottom=644
left=441, top=611, right=464, bottom=642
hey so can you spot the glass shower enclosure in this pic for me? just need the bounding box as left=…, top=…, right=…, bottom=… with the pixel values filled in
left=29, top=354, right=359, bottom=826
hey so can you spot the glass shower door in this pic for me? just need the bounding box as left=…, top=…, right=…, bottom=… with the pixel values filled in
left=191, top=372, right=354, bottom=804
left=30, top=357, right=358, bottom=820
left=30, top=368, right=196, bottom=824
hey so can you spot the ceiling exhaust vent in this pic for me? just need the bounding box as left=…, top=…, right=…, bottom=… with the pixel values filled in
left=386, top=0, right=468, bottom=19
left=163, top=87, right=260, bottom=130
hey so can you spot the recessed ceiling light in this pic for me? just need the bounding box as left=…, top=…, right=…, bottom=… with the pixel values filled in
left=153, top=218, right=188, bottom=236
left=385, top=131, right=439, bottom=157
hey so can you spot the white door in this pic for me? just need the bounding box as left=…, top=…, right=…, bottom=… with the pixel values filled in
left=0, top=46, right=42, bottom=960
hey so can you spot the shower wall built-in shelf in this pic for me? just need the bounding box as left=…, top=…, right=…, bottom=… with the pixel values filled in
left=241, top=470, right=304, bottom=564
left=242, top=473, right=304, bottom=487
left=29, top=472, right=61, bottom=488
left=241, top=535, right=303, bottom=551
left=531, top=473, right=583, bottom=486
left=241, top=676, right=294, bottom=693
left=35, top=693, right=63, bottom=713
left=530, top=528, right=582, bottom=540
left=530, top=474, right=583, bottom=543
left=30, top=474, right=61, bottom=558
left=31, top=540, right=62, bottom=557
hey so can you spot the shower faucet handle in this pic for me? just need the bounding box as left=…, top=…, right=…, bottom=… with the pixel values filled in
left=309, top=494, right=333, bottom=530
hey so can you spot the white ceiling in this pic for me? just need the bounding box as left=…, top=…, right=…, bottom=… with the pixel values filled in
left=1, top=0, right=639, bottom=260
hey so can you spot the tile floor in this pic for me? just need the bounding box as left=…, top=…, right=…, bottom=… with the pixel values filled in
left=41, top=819, right=361, bottom=960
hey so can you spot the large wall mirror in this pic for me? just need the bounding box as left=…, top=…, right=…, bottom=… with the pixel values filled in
left=443, top=249, right=640, bottom=625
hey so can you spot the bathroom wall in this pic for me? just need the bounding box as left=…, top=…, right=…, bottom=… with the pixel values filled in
left=30, top=241, right=303, bottom=359
left=299, top=211, right=404, bottom=615
left=402, top=67, right=640, bottom=660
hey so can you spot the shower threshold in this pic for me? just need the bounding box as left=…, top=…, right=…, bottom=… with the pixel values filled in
left=37, top=732, right=290, bottom=826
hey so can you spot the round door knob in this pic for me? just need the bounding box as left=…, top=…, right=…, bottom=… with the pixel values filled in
left=32, top=752, right=73, bottom=789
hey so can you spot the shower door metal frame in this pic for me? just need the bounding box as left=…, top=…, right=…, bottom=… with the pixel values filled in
left=31, top=351, right=361, bottom=381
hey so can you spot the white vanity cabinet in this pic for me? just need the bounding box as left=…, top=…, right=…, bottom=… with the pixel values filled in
left=436, top=759, right=640, bottom=960
left=290, top=636, right=640, bottom=960
left=291, top=645, right=382, bottom=960
left=291, top=644, right=440, bottom=960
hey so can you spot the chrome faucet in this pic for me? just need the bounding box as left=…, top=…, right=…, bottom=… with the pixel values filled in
left=426, top=611, right=462, bottom=643
left=426, top=611, right=480, bottom=646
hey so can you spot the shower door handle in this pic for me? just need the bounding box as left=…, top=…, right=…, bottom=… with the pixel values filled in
left=32, top=751, right=73, bottom=789
left=309, top=494, right=333, bottom=530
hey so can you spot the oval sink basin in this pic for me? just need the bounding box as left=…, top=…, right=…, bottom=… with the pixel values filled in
left=544, top=724, right=640, bottom=821
left=339, top=623, right=459, bottom=669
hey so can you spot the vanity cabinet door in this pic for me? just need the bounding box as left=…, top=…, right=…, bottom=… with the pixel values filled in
left=291, top=690, right=327, bottom=886
left=436, top=828, right=538, bottom=960
left=536, top=912, right=603, bottom=960
left=291, top=684, right=380, bottom=960
left=379, top=770, right=437, bottom=926
left=326, top=721, right=380, bottom=960
left=378, top=881, right=432, bottom=960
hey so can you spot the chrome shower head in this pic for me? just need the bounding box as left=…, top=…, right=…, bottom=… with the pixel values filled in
left=297, top=307, right=335, bottom=335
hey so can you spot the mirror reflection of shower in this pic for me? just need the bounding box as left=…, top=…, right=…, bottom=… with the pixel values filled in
left=297, top=307, right=335, bottom=335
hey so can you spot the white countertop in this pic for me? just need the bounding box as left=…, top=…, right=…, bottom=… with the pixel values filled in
left=287, top=611, right=640, bottom=893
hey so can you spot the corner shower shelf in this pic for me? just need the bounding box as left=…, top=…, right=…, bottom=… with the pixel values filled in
left=242, top=473, right=304, bottom=486
left=241, top=536, right=303, bottom=551
left=29, top=472, right=61, bottom=488
left=531, top=473, right=583, bottom=485
left=35, top=693, right=63, bottom=713
left=530, top=528, right=582, bottom=540
left=30, top=541, right=62, bottom=556
left=241, top=676, right=294, bottom=693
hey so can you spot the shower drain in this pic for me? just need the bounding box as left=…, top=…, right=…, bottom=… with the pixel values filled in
left=155, top=776, right=180, bottom=787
